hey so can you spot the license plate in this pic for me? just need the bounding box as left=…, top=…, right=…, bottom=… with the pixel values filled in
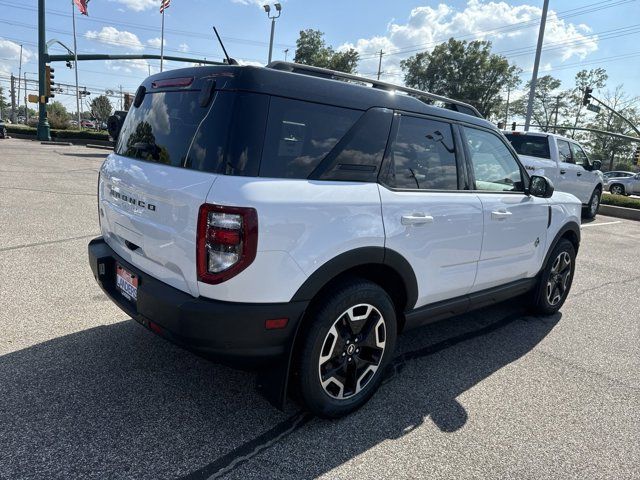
left=116, top=263, right=138, bottom=302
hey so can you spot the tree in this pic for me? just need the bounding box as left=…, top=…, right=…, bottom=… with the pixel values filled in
left=584, top=85, right=639, bottom=170
left=511, top=75, right=566, bottom=132
left=567, top=68, right=608, bottom=139
left=400, top=38, right=521, bottom=118
left=0, top=86, right=8, bottom=119
left=90, top=95, right=113, bottom=124
left=47, top=101, right=70, bottom=130
left=293, top=29, right=359, bottom=74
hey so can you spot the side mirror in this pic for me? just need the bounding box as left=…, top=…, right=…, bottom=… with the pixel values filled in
left=591, top=159, right=602, bottom=170
left=529, top=175, right=554, bottom=198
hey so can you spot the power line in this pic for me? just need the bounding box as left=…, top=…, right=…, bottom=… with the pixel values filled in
left=358, top=0, right=637, bottom=59
left=0, top=0, right=295, bottom=50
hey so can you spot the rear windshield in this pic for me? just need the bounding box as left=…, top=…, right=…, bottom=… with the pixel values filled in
left=116, top=91, right=208, bottom=166
left=504, top=134, right=550, bottom=159
left=116, top=88, right=369, bottom=180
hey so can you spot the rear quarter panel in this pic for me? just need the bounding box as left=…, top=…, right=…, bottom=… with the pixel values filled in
left=199, top=176, right=385, bottom=303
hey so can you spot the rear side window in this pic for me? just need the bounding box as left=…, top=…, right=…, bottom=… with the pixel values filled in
left=384, top=115, right=458, bottom=190
left=504, top=134, right=550, bottom=159
left=259, top=97, right=361, bottom=179
left=116, top=91, right=208, bottom=167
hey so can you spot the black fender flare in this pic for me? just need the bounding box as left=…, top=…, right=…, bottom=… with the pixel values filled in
left=542, top=221, right=581, bottom=270
left=290, top=246, right=418, bottom=311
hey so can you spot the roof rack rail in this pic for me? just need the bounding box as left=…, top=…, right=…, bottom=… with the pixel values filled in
left=266, top=61, right=483, bottom=118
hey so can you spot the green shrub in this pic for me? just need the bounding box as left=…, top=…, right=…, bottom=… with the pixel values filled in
left=6, top=125, right=109, bottom=141
left=601, top=193, right=640, bottom=210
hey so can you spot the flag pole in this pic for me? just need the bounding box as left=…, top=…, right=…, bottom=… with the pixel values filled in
left=71, top=0, right=81, bottom=129
left=160, top=2, right=165, bottom=72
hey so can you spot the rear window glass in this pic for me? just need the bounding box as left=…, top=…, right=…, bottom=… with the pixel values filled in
left=259, top=97, right=362, bottom=179
left=116, top=91, right=208, bottom=167
left=504, top=134, right=550, bottom=159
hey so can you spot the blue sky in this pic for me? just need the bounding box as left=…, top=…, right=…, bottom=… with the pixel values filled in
left=0, top=0, right=638, bottom=113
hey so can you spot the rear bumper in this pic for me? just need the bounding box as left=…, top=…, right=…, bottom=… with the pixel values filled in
left=88, top=237, right=307, bottom=366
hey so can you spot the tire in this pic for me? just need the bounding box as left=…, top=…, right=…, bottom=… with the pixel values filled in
left=582, top=188, right=601, bottom=219
left=296, top=279, right=397, bottom=418
left=609, top=184, right=625, bottom=195
left=530, top=239, right=576, bottom=315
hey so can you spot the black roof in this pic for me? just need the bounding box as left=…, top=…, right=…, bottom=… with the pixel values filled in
left=140, top=64, right=494, bottom=130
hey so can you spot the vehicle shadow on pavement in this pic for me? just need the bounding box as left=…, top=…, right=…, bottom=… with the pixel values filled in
left=0, top=303, right=560, bottom=480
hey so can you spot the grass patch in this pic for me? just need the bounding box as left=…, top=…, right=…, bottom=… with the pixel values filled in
left=602, top=193, right=640, bottom=210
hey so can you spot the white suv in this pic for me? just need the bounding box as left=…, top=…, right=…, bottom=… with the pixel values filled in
left=89, top=63, right=582, bottom=418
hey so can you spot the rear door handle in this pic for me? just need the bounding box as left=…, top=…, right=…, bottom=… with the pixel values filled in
left=577, top=172, right=582, bottom=176
left=560, top=169, right=567, bottom=174
left=401, top=214, right=434, bottom=226
left=491, top=210, right=512, bottom=221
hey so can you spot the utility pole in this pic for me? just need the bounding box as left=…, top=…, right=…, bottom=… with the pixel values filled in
left=17, top=44, right=23, bottom=122
left=284, top=48, right=289, bottom=62
left=504, top=86, right=511, bottom=128
left=71, top=0, right=81, bottom=130
left=377, top=50, right=383, bottom=80
left=24, top=73, right=28, bottom=124
left=37, top=0, right=51, bottom=140
left=553, top=95, right=560, bottom=134
left=10, top=74, right=16, bottom=123
left=119, top=85, right=123, bottom=110
left=524, top=0, right=549, bottom=131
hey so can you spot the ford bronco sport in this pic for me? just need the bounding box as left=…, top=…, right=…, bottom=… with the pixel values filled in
left=89, top=62, right=581, bottom=418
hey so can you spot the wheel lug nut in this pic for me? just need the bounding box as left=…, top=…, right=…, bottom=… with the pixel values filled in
left=354, top=338, right=358, bottom=343
left=342, top=352, right=346, bottom=357
left=356, top=348, right=359, bottom=353
left=346, top=340, right=350, bottom=345
left=348, top=357, right=352, bottom=362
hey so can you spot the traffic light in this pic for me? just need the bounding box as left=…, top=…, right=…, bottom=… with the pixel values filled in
left=45, top=65, right=55, bottom=101
left=582, top=86, right=593, bottom=106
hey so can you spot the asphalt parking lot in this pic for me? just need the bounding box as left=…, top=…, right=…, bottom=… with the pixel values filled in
left=0, top=138, right=638, bottom=480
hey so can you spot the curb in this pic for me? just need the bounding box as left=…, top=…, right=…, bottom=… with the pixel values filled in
left=599, top=204, right=640, bottom=221
left=86, top=144, right=113, bottom=151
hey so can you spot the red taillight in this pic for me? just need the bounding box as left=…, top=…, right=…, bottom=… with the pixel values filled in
left=197, top=204, right=258, bottom=284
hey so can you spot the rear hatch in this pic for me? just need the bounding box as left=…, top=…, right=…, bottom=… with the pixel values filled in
left=99, top=68, right=239, bottom=297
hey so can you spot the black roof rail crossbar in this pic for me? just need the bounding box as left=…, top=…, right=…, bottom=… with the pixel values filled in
left=266, top=61, right=482, bottom=118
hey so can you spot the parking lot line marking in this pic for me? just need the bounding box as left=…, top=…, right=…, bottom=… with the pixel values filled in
left=581, top=221, right=622, bottom=228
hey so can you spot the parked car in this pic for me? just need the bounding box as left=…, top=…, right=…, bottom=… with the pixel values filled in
left=89, top=63, right=582, bottom=418
left=0, top=119, right=6, bottom=139
left=503, top=131, right=603, bottom=219
left=605, top=172, right=640, bottom=195
left=81, top=119, right=95, bottom=129
left=603, top=170, right=635, bottom=180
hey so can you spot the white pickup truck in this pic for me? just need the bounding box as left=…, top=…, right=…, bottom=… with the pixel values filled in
left=504, top=131, right=604, bottom=218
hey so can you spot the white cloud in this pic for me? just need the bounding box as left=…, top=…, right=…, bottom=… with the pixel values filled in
left=111, top=0, right=159, bottom=12
left=178, top=43, right=190, bottom=53
left=0, top=38, right=34, bottom=76
left=238, top=59, right=264, bottom=67
left=147, top=37, right=166, bottom=49
left=232, top=0, right=280, bottom=8
left=86, top=26, right=144, bottom=51
left=106, top=58, right=150, bottom=74
left=340, top=1, right=598, bottom=83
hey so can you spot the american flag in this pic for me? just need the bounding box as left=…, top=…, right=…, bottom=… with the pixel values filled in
left=160, top=0, right=170, bottom=13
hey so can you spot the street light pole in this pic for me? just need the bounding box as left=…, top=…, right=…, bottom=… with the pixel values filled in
left=37, top=0, right=51, bottom=140
left=263, top=3, right=282, bottom=64
left=524, top=0, right=549, bottom=131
